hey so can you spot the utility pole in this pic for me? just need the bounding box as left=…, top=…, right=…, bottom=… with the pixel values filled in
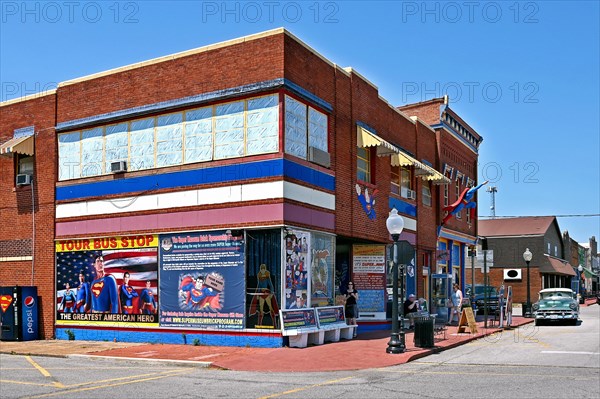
left=487, top=186, right=498, bottom=218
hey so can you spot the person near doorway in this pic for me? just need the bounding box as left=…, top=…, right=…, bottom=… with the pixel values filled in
left=344, top=281, right=359, bottom=336
left=448, top=283, right=463, bottom=325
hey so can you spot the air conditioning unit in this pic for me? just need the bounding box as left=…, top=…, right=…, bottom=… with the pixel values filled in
left=406, top=189, right=416, bottom=200
left=308, top=146, right=331, bottom=168
left=503, top=268, right=522, bottom=281
left=110, top=161, right=127, bottom=173
left=16, top=174, right=32, bottom=185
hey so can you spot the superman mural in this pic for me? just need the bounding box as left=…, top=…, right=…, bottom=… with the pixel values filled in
left=55, top=235, right=159, bottom=324
left=159, top=230, right=245, bottom=330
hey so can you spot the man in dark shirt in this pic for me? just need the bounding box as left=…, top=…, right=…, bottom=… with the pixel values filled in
left=403, top=294, right=419, bottom=329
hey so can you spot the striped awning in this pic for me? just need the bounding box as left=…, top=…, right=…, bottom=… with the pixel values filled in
left=0, top=135, right=34, bottom=156
left=357, top=125, right=449, bottom=184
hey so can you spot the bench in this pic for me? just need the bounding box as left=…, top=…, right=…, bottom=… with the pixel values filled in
left=313, top=306, right=357, bottom=344
left=279, top=308, right=320, bottom=348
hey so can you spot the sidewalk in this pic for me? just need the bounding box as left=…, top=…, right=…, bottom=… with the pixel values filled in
left=0, top=316, right=533, bottom=372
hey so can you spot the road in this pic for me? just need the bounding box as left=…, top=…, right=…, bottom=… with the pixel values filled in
left=1, top=306, right=598, bottom=399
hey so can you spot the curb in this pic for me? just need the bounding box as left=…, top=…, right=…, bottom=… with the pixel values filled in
left=68, top=354, right=212, bottom=368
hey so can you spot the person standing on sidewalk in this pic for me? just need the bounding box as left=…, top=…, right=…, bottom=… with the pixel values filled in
left=345, top=282, right=359, bottom=337
left=448, top=284, right=463, bottom=325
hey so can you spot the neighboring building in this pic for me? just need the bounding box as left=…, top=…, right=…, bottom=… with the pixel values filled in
left=478, top=217, right=576, bottom=306
left=580, top=237, right=599, bottom=295
left=1, top=29, right=488, bottom=345
left=0, top=91, right=57, bottom=339
left=399, top=97, right=483, bottom=314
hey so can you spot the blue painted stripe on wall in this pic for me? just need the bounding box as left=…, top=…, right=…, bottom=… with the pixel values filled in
left=57, top=159, right=335, bottom=201
left=55, top=328, right=283, bottom=348
left=283, top=159, right=335, bottom=191
left=388, top=197, right=417, bottom=217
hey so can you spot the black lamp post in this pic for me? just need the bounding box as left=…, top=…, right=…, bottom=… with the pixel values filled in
left=386, top=208, right=405, bottom=354
left=523, top=248, right=533, bottom=317
left=578, top=265, right=584, bottom=301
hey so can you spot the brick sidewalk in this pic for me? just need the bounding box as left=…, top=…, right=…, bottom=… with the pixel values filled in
left=0, top=317, right=533, bottom=372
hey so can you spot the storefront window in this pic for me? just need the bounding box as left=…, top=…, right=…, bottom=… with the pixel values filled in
left=310, top=233, right=335, bottom=307
left=246, top=229, right=282, bottom=329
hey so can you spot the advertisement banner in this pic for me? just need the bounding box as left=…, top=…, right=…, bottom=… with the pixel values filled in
left=315, top=306, right=345, bottom=327
left=280, top=308, right=317, bottom=330
left=159, top=231, right=245, bottom=330
left=311, top=233, right=335, bottom=307
left=353, top=245, right=386, bottom=316
left=55, top=235, right=159, bottom=325
left=284, top=229, right=311, bottom=309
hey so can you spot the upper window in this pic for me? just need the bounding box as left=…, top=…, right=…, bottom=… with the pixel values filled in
left=357, top=147, right=371, bottom=183
left=16, top=155, right=34, bottom=185
left=391, top=166, right=413, bottom=199
left=444, top=184, right=449, bottom=207
left=57, top=94, right=279, bottom=181
left=284, top=95, right=328, bottom=160
left=422, top=184, right=432, bottom=206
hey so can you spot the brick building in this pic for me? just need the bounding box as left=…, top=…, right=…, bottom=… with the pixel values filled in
left=1, top=29, right=485, bottom=345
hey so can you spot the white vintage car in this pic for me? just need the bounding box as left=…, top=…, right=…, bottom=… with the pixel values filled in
left=532, top=288, right=579, bottom=326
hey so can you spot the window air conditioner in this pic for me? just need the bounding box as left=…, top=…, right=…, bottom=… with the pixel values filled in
left=406, top=189, right=416, bottom=200
left=308, top=146, right=331, bottom=168
left=110, top=161, right=127, bottom=173
left=16, top=174, right=32, bottom=185
left=503, top=269, right=522, bottom=281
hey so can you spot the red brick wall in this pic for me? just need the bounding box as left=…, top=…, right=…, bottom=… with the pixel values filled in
left=0, top=94, right=57, bottom=339
left=483, top=268, right=543, bottom=305
left=57, top=34, right=285, bottom=123
left=438, top=129, right=479, bottom=235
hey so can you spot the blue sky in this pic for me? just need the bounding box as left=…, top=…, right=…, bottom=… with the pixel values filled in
left=1, top=1, right=598, bottom=244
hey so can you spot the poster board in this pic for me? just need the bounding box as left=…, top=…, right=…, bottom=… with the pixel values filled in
left=353, top=245, right=386, bottom=319
left=457, top=307, right=478, bottom=334
left=280, top=308, right=318, bottom=332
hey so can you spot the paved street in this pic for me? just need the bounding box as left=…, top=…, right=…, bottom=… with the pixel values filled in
left=1, top=306, right=598, bottom=399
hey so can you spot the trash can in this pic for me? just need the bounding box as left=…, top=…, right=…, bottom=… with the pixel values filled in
left=413, top=316, right=434, bottom=348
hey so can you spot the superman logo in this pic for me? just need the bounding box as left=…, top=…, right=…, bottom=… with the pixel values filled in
left=0, top=295, right=13, bottom=313
left=92, top=281, right=105, bottom=298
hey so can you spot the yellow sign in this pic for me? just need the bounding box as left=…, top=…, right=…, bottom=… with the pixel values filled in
left=457, top=307, right=478, bottom=334
left=56, top=235, right=158, bottom=252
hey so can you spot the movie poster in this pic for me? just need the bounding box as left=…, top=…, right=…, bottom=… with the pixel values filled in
left=55, top=235, right=159, bottom=325
left=311, top=233, right=335, bottom=307
left=283, top=229, right=311, bottom=309
left=159, top=230, right=245, bottom=330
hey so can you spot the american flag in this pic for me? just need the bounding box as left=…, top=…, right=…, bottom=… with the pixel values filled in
left=56, top=248, right=158, bottom=312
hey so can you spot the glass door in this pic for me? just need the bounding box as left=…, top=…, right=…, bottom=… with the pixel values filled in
left=431, top=273, right=451, bottom=323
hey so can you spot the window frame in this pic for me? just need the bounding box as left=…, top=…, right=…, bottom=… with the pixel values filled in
left=357, top=146, right=372, bottom=183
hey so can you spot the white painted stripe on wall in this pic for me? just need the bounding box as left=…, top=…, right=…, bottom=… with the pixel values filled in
left=402, top=216, right=417, bottom=232
left=56, top=181, right=335, bottom=218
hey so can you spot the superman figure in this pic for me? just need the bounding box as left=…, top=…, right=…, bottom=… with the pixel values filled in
left=442, top=180, right=489, bottom=225
left=76, top=271, right=91, bottom=313
left=90, top=255, right=119, bottom=313
left=60, top=282, right=76, bottom=313
left=119, top=272, right=138, bottom=314
left=139, top=280, right=157, bottom=314
left=180, top=275, right=221, bottom=311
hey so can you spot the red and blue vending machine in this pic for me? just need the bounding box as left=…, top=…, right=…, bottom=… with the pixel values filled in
left=0, top=286, right=39, bottom=341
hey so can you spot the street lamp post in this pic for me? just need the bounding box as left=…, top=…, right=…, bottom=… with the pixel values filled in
left=523, top=248, right=533, bottom=317
left=578, top=264, right=584, bottom=301
left=386, top=208, right=405, bottom=354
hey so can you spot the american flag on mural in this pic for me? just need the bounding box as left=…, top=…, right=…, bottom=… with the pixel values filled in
left=56, top=248, right=158, bottom=313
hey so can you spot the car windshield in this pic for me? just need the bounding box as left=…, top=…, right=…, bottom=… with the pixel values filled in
left=540, top=291, right=573, bottom=300
left=467, top=286, right=498, bottom=296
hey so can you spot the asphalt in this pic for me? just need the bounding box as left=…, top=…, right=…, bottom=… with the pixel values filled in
left=0, top=312, right=555, bottom=372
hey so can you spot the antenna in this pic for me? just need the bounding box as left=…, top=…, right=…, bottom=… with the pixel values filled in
left=486, top=186, right=498, bottom=218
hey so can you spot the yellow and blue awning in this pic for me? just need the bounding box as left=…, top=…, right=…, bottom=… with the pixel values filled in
left=357, top=125, right=449, bottom=184
left=0, top=134, right=34, bottom=156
